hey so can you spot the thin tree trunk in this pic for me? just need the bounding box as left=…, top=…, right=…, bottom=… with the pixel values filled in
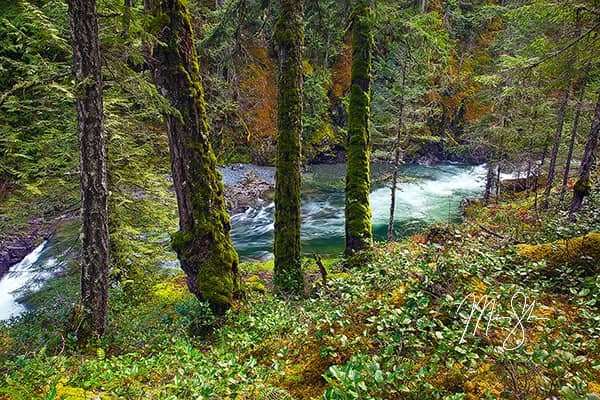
left=145, top=0, right=238, bottom=314
left=67, top=0, right=109, bottom=338
left=534, top=140, right=550, bottom=217
left=273, top=0, right=304, bottom=293
left=495, top=164, right=501, bottom=201
left=542, top=87, right=570, bottom=209
left=122, top=0, right=133, bottom=38
left=421, top=0, right=426, bottom=13
left=483, top=163, right=494, bottom=205
left=324, top=31, right=331, bottom=67
left=387, top=62, right=407, bottom=241
left=561, top=77, right=588, bottom=200
left=569, top=89, right=600, bottom=220
left=345, top=0, right=373, bottom=256
left=525, top=112, right=538, bottom=193
left=525, top=140, right=533, bottom=193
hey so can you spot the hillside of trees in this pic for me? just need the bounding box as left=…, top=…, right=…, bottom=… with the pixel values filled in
left=0, top=0, right=599, bottom=399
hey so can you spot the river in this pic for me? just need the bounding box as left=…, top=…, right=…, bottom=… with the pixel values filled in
left=228, top=162, right=487, bottom=260
left=0, top=162, right=487, bottom=320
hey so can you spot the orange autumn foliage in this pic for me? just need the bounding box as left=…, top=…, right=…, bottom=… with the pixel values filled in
left=239, top=46, right=278, bottom=148
left=330, top=36, right=352, bottom=100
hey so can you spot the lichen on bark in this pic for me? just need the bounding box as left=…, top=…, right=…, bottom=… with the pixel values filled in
left=145, top=0, right=239, bottom=313
left=345, top=0, right=373, bottom=256
left=273, top=0, right=304, bottom=293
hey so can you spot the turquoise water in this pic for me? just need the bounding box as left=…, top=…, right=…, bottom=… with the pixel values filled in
left=230, top=162, right=487, bottom=261
left=0, top=162, right=487, bottom=319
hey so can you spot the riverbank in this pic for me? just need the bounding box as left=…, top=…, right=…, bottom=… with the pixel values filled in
left=1, top=182, right=598, bottom=399
left=0, top=212, right=77, bottom=280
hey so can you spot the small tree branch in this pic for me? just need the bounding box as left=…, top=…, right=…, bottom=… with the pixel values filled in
left=0, top=72, right=70, bottom=107
left=525, top=21, right=600, bottom=69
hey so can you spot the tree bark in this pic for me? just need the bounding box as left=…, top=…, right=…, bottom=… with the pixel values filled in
left=145, top=0, right=238, bottom=314
left=525, top=112, right=538, bottom=193
left=534, top=140, right=549, bottom=216
left=561, top=77, right=588, bottom=200
left=387, top=61, right=407, bottom=241
left=483, top=163, right=495, bottom=205
left=569, top=89, right=600, bottom=220
left=273, top=0, right=304, bottom=293
left=345, top=0, right=373, bottom=256
left=542, top=87, right=570, bottom=209
left=67, top=0, right=109, bottom=338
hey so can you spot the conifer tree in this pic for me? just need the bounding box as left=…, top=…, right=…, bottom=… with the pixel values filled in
left=273, top=0, right=304, bottom=292
left=345, top=0, right=373, bottom=256
left=145, top=0, right=239, bottom=314
left=67, top=0, right=109, bottom=338
left=569, top=89, right=600, bottom=220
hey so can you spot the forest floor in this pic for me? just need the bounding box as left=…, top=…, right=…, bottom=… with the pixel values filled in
left=0, top=185, right=599, bottom=400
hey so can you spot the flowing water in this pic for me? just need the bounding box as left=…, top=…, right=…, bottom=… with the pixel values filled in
left=0, top=242, right=53, bottom=320
left=229, top=162, right=487, bottom=261
left=1, top=162, right=487, bottom=320
left=0, top=222, right=77, bottom=321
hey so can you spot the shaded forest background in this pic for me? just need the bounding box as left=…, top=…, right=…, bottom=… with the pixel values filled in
left=3, top=0, right=598, bottom=179
left=1, top=0, right=599, bottom=281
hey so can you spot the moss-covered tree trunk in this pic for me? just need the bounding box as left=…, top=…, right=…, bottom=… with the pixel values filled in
left=145, top=0, right=238, bottom=314
left=569, top=89, right=600, bottom=220
left=273, top=0, right=304, bottom=293
left=345, top=0, right=373, bottom=256
left=67, top=0, right=109, bottom=338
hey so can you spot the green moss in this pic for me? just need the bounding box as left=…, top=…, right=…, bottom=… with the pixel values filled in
left=273, top=0, right=305, bottom=293
left=517, top=232, right=600, bottom=274
left=345, top=0, right=373, bottom=256
left=148, top=0, right=239, bottom=314
left=245, top=275, right=267, bottom=293
left=573, top=178, right=592, bottom=195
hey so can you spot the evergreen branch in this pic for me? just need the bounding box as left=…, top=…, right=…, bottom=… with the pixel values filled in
left=575, top=4, right=600, bottom=17
left=0, top=72, right=70, bottom=107
left=525, top=21, right=600, bottom=69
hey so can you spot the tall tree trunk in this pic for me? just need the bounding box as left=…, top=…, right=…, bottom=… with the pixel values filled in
left=273, top=0, right=304, bottom=293
left=145, top=0, right=238, bottom=314
left=345, top=0, right=373, bottom=256
left=561, top=77, right=588, bottom=200
left=67, top=0, right=109, bottom=338
left=421, top=0, right=426, bottom=13
left=542, top=87, right=570, bottom=209
left=387, top=62, right=407, bottom=241
left=569, top=89, right=600, bottom=220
